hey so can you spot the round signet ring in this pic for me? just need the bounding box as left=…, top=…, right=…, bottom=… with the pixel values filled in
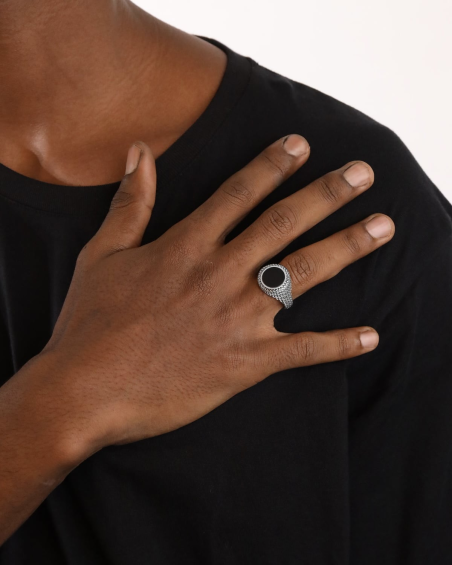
left=257, top=264, right=293, bottom=309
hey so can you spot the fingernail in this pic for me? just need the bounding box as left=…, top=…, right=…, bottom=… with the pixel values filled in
left=343, top=162, right=371, bottom=188
left=360, top=330, right=379, bottom=349
left=283, top=134, right=310, bottom=157
left=125, top=144, right=142, bottom=175
left=365, top=215, right=393, bottom=239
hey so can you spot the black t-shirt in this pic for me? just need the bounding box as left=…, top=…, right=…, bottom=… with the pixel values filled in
left=1, top=36, right=451, bottom=565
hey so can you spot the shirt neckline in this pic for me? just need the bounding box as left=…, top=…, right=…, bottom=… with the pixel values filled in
left=0, top=36, right=253, bottom=215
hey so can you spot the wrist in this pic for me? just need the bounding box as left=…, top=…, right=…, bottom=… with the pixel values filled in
left=5, top=350, right=105, bottom=472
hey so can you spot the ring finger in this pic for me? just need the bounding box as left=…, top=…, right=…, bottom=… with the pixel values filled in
left=258, top=212, right=395, bottom=315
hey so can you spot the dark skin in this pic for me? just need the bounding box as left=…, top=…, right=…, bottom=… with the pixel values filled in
left=0, top=0, right=395, bottom=546
left=0, top=0, right=227, bottom=184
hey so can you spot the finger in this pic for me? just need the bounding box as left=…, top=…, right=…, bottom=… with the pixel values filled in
left=188, top=134, right=310, bottom=242
left=280, top=213, right=395, bottom=300
left=88, top=142, right=156, bottom=260
left=226, top=160, right=374, bottom=269
left=260, top=326, right=379, bottom=374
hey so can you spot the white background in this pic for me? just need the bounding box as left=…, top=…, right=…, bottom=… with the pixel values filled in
left=134, top=0, right=452, bottom=203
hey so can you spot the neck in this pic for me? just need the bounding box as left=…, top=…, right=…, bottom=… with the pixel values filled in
left=0, top=0, right=154, bottom=110
left=0, top=0, right=226, bottom=185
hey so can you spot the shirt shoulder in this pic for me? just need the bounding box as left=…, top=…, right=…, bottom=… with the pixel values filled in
left=233, top=60, right=452, bottom=278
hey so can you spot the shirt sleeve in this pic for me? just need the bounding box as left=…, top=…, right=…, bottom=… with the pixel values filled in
left=346, top=229, right=452, bottom=564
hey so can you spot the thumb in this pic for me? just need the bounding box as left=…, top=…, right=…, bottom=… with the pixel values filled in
left=91, top=141, right=157, bottom=258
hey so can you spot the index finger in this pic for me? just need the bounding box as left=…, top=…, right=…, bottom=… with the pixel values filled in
left=187, top=134, right=310, bottom=242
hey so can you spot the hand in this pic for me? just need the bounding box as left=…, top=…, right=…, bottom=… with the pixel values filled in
left=39, top=135, right=394, bottom=454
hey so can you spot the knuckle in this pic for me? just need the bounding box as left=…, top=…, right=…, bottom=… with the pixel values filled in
left=261, top=204, right=297, bottom=240
left=220, top=177, right=255, bottom=208
left=292, top=334, right=316, bottom=363
left=164, top=239, right=194, bottom=268
left=286, top=251, right=317, bottom=287
left=337, top=331, right=353, bottom=357
left=341, top=231, right=362, bottom=255
left=261, top=151, right=288, bottom=181
left=215, top=300, right=237, bottom=327
left=185, top=260, right=216, bottom=296
left=108, top=235, right=132, bottom=255
left=316, top=174, right=345, bottom=205
left=110, top=185, right=136, bottom=211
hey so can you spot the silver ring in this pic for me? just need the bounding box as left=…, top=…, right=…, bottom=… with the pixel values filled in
left=257, top=264, right=293, bottom=309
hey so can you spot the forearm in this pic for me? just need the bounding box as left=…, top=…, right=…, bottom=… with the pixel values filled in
left=0, top=353, right=93, bottom=545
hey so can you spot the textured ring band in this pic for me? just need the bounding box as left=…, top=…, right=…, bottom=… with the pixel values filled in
left=257, top=264, right=293, bottom=309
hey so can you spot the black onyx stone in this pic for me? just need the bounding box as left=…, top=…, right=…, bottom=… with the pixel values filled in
left=262, top=266, right=285, bottom=288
